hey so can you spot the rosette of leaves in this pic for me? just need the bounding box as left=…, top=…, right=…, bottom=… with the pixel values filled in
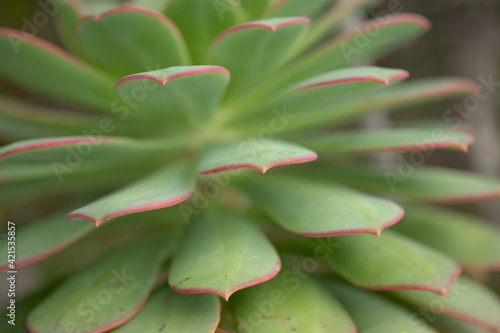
left=1, top=0, right=500, bottom=332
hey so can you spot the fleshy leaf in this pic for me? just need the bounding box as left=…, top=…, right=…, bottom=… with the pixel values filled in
left=166, top=0, right=246, bottom=63
left=209, top=17, right=310, bottom=96
left=67, top=163, right=196, bottom=226
left=113, top=287, right=220, bottom=333
left=240, top=0, right=270, bottom=19
left=325, top=165, right=500, bottom=203
left=292, top=13, right=431, bottom=81
left=431, top=315, right=492, bottom=333
left=168, top=206, right=281, bottom=300
left=393, top=276, right=500, bottom=332
left=265, top=0, right=331, bottom=19
left=0, top=28, right=116, bottom=111
left=229, top=265, right=356, bottom=333
left=0, top=210, right=93, bottom=270
left=233, top=78, right=476, bottom=132
left=77, top=6, right=191, bottom=77
left=27, top=238, right=173, bottom=333
left=394, top=205, right=500, bottom=271
left=240, top=176, right=404, bottom=237
left=322, top=230, right=461, bottom=295
left=115, top=66, right=230, bottom=125
left=197, top=139, right=317, bottom=174
left=299, top=128, right=474, bottom=154
left=327, top=281, right=438, bottom=333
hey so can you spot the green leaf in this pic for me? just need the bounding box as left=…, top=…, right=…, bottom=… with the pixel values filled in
left=67, top=163, right=196, bottom=226
left=168, top=206, right=281, bottom=300
left=431, top=315, right=492, bottom=333
left=52, top=0, right=96, bottom=63
left=393, top=276, right=500, bottom=332
left=233, top=78, right=476, bottom=132
left=77, top=6, right=191, bottom=78
left=165, top=0, right=246, bottom=63
left=243, top=66, right=408, bottom=116
left=209, top=17, right=310, bottom=97
left=265, top=0, right=331, bottom=19
left=229, top=266, right=355, bottom=333
left=0, top=28, right=116, bottom=111
left=240, top=176, right=404, bottom=237
left=325, top=165, right=500, bottom=203
left=0, top=209, right=93, bottom=270
left=322, top=230, right=461, bottom=295
left=27, top=238, right=173, bottom=333
left=240, top=0, right=270, bottom=19
left=113, top=287, right=221, bottom=333
left=293, top=13, right=430, bottom=81
left=197, top=139, right=317, bottom=174
left=114, top=66, right=230, bottom=125
left=394, top=205, right=500, bottom=272
left=327, top=281, right=438, bottom=333
left=131, top=0, right=170, bottom=11
left=299, top=128, right=473, bottom=154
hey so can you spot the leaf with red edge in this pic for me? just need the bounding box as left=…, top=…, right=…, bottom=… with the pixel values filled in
left=168, top=206, right=281, bottom=300
left=239, top=176, right=404, bottom=237
left=393, top=276, right=500, bottom=332
left=67, top=163, right=196, bottom=226
left=209, top=17, right=310, bottom=96
left=77, top=6, right=191, bottom=77
left=0, top=28, right=116, bottom=111
left=113, top=287, right=220, bottom=333
left=291, top=13, right=431, bottom=81
left=321, top=230, right=461, bottom=295
left=27, top=237, right=173, bottom=333
left=197, top=139, right=317, bottom=174
left=299, top=128, right=473, bottom=154
left=0, top=209, right=93, bottom=271
left=393, top=204, right=500, bottom=272
left=229, top=264, right=356, bottom=333
left=115, top=66, right=230, bottom=125
left=166, top=0, right=246, bottom=63
left=324, top=165, right=500, bottom=203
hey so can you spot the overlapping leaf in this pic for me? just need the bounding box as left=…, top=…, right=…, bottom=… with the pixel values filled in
left=27, top=238, right=173, bottom=333
left=114, top=287, right=220, bottom=333
left=321, top=230, right=461, bottom=295
left=77, top=6, right=191, bottom=77
left=394, top=205, right=500, bottom=271
left=168, top=206, right=281, bottom=300
left=67, top=163, right=196, bottom=225
left=241, top=176, right=403, bottom=237
left=197, top=139, right=317, bottom=174
left=229, top=266, right=355, bottom=333
left=393, top=276, right=500, bottom=332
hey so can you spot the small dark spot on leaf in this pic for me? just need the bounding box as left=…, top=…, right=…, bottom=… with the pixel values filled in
left=286, top=317, right=291, bottom=321
left=159, top=323, right=166, bottom=331
left=291, top=327, right=296, bottom=331
left=118, top=308, right=124, bottom=311
left=178, top=276, right=192, bottom=285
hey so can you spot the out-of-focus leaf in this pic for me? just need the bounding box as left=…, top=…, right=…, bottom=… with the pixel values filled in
left=209, top=17, right=310, bottom=96
left=324, top=165, right=500, bottom=203
left=240, top=176, right=403, bottom=236
left=0, top=209, right=93, bottom=270
left=27, top=238, right=173, bottom=333
left=327, top=281, right=438, bottom=333
left=131, top=0, right=170, bottom=11
left=169, top=206, right=281, bottom=300
left=115, top=66, right=229, bottom=125
left=299, top=128, right=473, bottom=154
left=68, top=163, right=196, bottom=226
left=431, top=315, right=492, bottom=333
left=393, top=276, right=500, bottom=332
left=78, top=6, right=191, bottom=77
left=0, top=29, right=116, bottom=111
left=113, top=287, right=220, bottom=333
left=166, top=0, right=246, bottom=63
left=240, top=0, right=270, bottom=19
left=229, top=266, right=356, bottom=333
left=233, top=78, right=476, bottom=132
left=394, top=205, right=500, bottom=272
left=197, top=139, right=317, bottom=174
left=322, top=230, right=461, bottom=295
left=265, top=0, right=330, bottom=19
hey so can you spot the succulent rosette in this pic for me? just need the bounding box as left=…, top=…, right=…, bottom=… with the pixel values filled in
left=1, top=0, right=500, bottom=332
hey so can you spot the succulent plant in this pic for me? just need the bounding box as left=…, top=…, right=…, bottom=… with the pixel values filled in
left=1, top=0, right=500, bottom=332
